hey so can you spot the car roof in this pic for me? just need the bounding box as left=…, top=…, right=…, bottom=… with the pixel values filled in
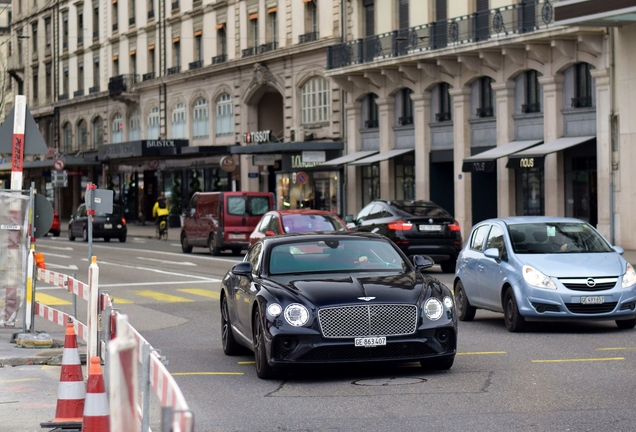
left=260, top=231, right=383, bottom=246
left=478, top=216, right=590, bottom=226
left=374, top=200, right=439, bottom=207
left=272, top=209, right=338, bottom=216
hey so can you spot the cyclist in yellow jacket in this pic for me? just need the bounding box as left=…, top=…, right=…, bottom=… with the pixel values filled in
left=153, top=193, right=170, bottom=239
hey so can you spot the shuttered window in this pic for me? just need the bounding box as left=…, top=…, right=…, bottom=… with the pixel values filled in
left=435, top=0, right=446, bottom=21
left=398, top=0, right=409, bottom=30
left=476, top=0, right=488, bottom=12
left=364, top=0, right=374, bottom=37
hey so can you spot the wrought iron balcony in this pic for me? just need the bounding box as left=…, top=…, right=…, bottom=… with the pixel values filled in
left=189, top=60, right=203, bottom=70
left=436, top=112, right=452, bottom=122
left=78, top=36, right=83, bottom=45
left=74, top=89, right=84, bottom=97
left=398, top=116, right=413, bottom=126
left=93, top=30, right=99, bottom=39
left=142, top=72, right=155, bottom=81
left=299, top=32, right=319, bottom=44
left=327, top=0, right=555, bottom=69
left=167, top=66, right=181, bottom=75
left=476, top=107, right=494, bottom=118
left=521, top=103, right=541, bottom=113
left=571, top=96, right=592, bottom=108
left=129, top=17, right=135, bottom=25
left=148, top=9, right=155, bottom=19
left=258, top=42, right=277, bottom=54
left=112, top=23, right=118, bottom=32
left=171, top=0, right=179, bottom=10
left=242, top=47, right=256, bottom=58
left=89, top=85, right=100, bottom=94
left=108, top=74, right=138, bottom=95
left=364, top=120, right=379, bottom=129
left=58, top=94, right=69, bottom=101
left=212, top=54, right=227, bottom=64
left=63, top=41, right=68, bottom=50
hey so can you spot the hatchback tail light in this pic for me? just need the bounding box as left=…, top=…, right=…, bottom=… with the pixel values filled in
left=387, top=220, right=413, bottom=231
left=448, top=221, right=461, bottom=232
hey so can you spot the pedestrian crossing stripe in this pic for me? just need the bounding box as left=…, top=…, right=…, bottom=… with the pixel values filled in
left=136, top=290, right=194, bottom=302
left=177, top=289, right=220, bottom=299
left=36, top=293, right=72, bottom=306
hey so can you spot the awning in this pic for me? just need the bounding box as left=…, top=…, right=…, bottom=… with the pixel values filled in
left=320, top=150, right=378, bottom=167
left=350, top=148, right=414, bottom=165
left=230, top=141, right=343, bottom=154
left=462, top=140, right=543, bottom=173
left=507, top=136, right=595, bottom=169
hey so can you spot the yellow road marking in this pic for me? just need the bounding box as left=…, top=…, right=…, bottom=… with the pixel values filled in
left=0, top=378, right=40, bottom=383
left=596, top=347, right=636, bottom=351
left=238, top=361, right=255, bottom=365
left=177, top=288, right=220, bottom=299
left=172, top=372, right=244, bottom=376
left=110, top=297, right=134, bottom=304
left=35, top=293, right=71, bottom=306
left=532, top=357, right=625, bottom=363
left=136, top=290, right=193, bottom=303
left=457, top=351, right=507, bottom=355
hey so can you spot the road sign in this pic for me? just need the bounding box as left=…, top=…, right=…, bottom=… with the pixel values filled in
left=53, top=158, right=65, bottom=170
left=51, top=170, right=68, bottom=187
left=296, top=171, right=309, bottom=185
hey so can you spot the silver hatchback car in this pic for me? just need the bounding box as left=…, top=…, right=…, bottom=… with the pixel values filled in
left=454, top=217, right=636, bottom=332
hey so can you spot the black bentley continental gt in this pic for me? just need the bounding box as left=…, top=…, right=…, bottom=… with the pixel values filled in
left=220, top=232, right=458, bottom=379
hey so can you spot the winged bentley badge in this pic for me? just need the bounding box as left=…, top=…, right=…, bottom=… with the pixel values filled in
left=358, top=297, right=376, bottom=301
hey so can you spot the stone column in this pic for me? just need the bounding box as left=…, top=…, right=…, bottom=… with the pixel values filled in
left=376, top=97, right=395, bottom=199
left=492, top=81, right=516, bottom=217
left=591, top=68, right=612, bottom=239
left=539, top=74, right=564, bottom=216
left=412, top=92, right=431, bottom=200
left=345, top=100, right=362, bottom=216
left=450, top=87, right=472, bottom=236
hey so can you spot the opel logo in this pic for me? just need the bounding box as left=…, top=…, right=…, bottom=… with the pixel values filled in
left=358, top=297, right=375, bottom=302
left=586, top=278, right=596, bottom=288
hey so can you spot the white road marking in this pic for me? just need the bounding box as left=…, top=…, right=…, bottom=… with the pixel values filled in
left=100, top=280, right=219, bottom=287
left=137, top=257, right=197, bottom=266
left=46, top=263, right=79, bottom=270
left=170, top=244, right=181, bottom=247
left=81, top=258, right=218, bottom=281
left=36, top=245, right=74, bottom=251
left=41, top=252, right=71, bottom=258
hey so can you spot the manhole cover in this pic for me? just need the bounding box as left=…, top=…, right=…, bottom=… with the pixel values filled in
left=352, top=377, right=426, bottom=386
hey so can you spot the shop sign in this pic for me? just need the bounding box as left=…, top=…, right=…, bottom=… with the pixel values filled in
left=253, top=154, right=276, bottom=166
left=506, top=156, right=544, bottom=170
left=220, top=156, right=237, bottom=172
left=243, top=130, right=271, bottom=144
left=302, top=151, right=325, bottom=163
left=144, top=140, right=180, bottom=148
left=248, top=172, right=259, bottom=178
left=291, top=154, right=317, bottom=169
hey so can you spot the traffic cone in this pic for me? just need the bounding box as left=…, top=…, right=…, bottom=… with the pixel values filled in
left=82, top=356, right=110, bottom=432
left=44, top=321, right=86, bottom=427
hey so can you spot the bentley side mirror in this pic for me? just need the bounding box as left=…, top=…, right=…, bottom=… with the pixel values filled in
left=231, top=262, right=253, bottom=278
left=413, top=255, right=434, bottom=271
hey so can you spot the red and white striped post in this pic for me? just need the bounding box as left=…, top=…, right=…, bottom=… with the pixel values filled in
left=108, top=314, right=138, bottom=431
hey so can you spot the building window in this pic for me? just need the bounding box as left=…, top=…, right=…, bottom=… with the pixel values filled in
left=363, top=93, right=378, bottom=129
left=476, top=77, right=494, bottom=118
left=395, top=154, right=415, bottom=200
left=112, top=113, right=124, bottom=143
left=130, top=53, right=136, bottom=75
left=361, top=164, right=380, bottom=207
left=92, top=117, right=104, bottom=148
left=45, top=17, right=51, bottom=50
left=148, top=46, right=155, bottom=74
left=147, top=0, right=154, bottom=17
left=194, top=33, right=202, bottom=62
left=302, top=77, right=330, bottom=124
left=78, top=120, right=88, bottom=151
left=267, top=11, right=277, bottom=44
left=93, top=56, right=100, bottom=88
left=76, top=12, right=83, bottom=44
left=129, top=110, right=141, bottom=140
left=217, top=25, right=226, bottom=56
left=172, top=39, right=180, bottom=68
left=63, top=15, right=68, bottom=48
left=249, top=14, right=258, bottom=48
left=112, top=2, right=118, bottom=30
left=436, top=82, right=451, bottom=122
left=305, top=0, right=316, bottom=34
left=216, top=93, right=233, bottom=136
left=147, top=107, right=160, bottom=139
left=192, top=98, right=209, bottom=138
left=31, top=23, right=37, bottom=53
left=78, top=62, right=84, bottom=90
left=63, top=67, right=69, bottom=96
left=364, top=0, right=374, bottom=36
left=522, top=70, right=541, bottom=113
left=573, top=62, right=592, bottom=108
left=129, top=0, right=135, bottom=23
left=397, top=88, right=413, bottom=125
left=171, top=102, right=186, bottom=138
left=32, top=68, right=38, bottom=102
left=45, top=63, right=52, bottom=99
left=63, top=123, right=73, bottom=152
left=113, top=57, right=119, bottom=76
left=93, top=4, right=99, bottom=38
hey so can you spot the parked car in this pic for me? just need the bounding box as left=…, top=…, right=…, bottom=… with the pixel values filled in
left=181, top=191, right=274, bottom=255
left=249, top=209, right=348, bottom=247
left=68, top=203, right=127, bottom=242
left=220, top=232, right=458, bottom=379
left=454, top=216, right=636, bottom=332
left=346, top=200, right=462, bottom=273
left=48, top=209, right=60, bottom=237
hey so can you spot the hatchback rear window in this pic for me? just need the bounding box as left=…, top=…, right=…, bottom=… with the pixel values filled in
left=282, top=214, right=346, bottom=233
left=227, top=196, right=271, bottom=216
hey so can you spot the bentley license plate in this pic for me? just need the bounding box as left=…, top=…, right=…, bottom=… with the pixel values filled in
left=104, top=224, right=112, bottom=229
left=581, top=296, right=604, bottom=305
left=419, top=225, right=442, bottom=232
left=354, top=337, right=386, bottom=347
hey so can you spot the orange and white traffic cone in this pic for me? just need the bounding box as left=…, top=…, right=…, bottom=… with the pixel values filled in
left=82, top=356, right=110, bottom=432
left=40, top=321, right=86, bottom=429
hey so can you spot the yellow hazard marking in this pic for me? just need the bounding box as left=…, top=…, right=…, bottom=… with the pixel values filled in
left=238, top=361, right=255, bottom=365
left=532, top=357, right=625, bottom=363
left=110, top=297, right=134, bottom=304
left=0, top=378, right=40, bottom=383
left=35, top=293, right=71, bottom=306
left=136, top=290, right=193, bottom=302
left=457, top=351, right=507, bottom=355
left=177, top=288, right=220, bottom=299
left=171, top=372, right=244, bottom=376
left=596, top=347, right=636, bottom=351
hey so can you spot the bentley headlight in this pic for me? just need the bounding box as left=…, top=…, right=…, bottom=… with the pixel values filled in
left=622, top=263, right=636, bottom=288
left=424, top=298, right=443, bottom=321
left=522, top=265, right=556, bottom=290
left=443, top=296, right=454, bottom=309
left=267, top=303, right=282, bottom=317
left=284, top=304, right=309, bottom=327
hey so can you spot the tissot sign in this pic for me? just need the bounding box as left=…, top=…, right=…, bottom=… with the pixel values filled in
left=243, top=130, right=271, bottom=144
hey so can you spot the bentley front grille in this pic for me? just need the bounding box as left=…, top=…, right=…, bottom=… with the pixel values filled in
left=317, top=304, right=417, bottom=338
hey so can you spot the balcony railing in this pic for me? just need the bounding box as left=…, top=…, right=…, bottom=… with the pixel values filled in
left=398, top=116, right=413, bottom=126
left=212, top=54, right=227, bottom=64
left=89, top=85, right=100, bottom=94
left=436, top=112, right=452, bottom=122
left=327, top=0, right=554, bottom=69
left=258, top=42, right=277, bottom=54
left=299, top=32, right=319, bottom=44
left=148, top=9, right=155, bottom=19
left=63, top=41, right=68, bottom=50
left=108, top=74, right=139, bottom=95
left=364, top=120, right=378, bottom=129
left=142, top=72, right=155, bottom=81
left=571, top=96, right=592, bottom=108
left=171, top=0, right=179, bottom=10
left=58, top=94, right=69, bottom=101
left=129, top=17, right=135, bottom=25
left=476, top=107, right=494, bottom=118
left=78, top=36, right=83, bottom=45
left=74, top=89, right=84, bottom=97
left=167, top=66, right=181, bottom=75
left=93, top=30, right=99, bottom=38
left=521, top=102, right=541, bottom=113
left=112, top=23, right=118, bottom=32
left=189, top=60, right=203, bottom=70
left=242, top=47, right=257, bottom=58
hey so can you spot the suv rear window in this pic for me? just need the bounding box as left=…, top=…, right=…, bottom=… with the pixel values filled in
left=227, top=196, right=271, bottom=216
left=390, top=202, right=450, bottom=217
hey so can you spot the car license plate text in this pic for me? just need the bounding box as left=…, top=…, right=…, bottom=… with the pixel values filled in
left=104, top=224, right=112, bottom=229
left=419, top=225, right=442, bottom=232
left=229, top=234, right=245, bottom=240
left=580, top=296, right=605, bottom=305
left=354, top=337, right=386, bottom=347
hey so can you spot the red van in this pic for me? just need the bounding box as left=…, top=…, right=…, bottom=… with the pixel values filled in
left=180, top=191, right=274, bottom=255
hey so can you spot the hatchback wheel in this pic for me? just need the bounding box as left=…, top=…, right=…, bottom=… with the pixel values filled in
left=253, top=309, right=279, bottom=379
left=455, top=280, right=476, bottom=321
left=503, top=288, right=526, bottom=332
left=616, top=318, right=636, bottom=330
left=221, top=295, right=241, bottom=355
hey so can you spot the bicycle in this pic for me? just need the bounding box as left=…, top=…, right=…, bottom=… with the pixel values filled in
left=156, top=216, right=168, bottom=241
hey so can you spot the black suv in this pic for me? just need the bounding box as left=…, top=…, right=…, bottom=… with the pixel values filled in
left=346, top=200, right=462, bottom=273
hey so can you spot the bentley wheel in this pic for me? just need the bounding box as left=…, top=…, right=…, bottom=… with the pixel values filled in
left=616, top=318, right=636, bottom=330
left=181, top=232, right=193, bottom=253
left=253, top=309, right=278, bottom=379
left=209, top=234, right=220, bottom=256
left=221, top=295, right=241, bottom=355
left=504, top=288, right=526, bottom=332
left=420, top=355, right=455, bottom=370
left=455, top=280, right=476, bottom=321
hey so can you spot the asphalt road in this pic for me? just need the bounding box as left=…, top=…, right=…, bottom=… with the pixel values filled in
left=12, top=235, right=636, bottom=431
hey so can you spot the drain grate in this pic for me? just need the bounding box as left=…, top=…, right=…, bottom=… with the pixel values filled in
left=352, top=377, right=426, bottom=386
